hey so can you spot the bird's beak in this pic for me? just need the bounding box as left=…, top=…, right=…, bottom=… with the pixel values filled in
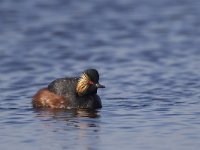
left=96, top=83, right=105, bottom=88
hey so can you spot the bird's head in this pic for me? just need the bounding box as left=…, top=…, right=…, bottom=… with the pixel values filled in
left=76, top=69, right=105, bottom=96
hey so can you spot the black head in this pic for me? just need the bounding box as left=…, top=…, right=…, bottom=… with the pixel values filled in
left=84, top=69, right=99, bottom=83
left=76, top=69, right=105, bottom=96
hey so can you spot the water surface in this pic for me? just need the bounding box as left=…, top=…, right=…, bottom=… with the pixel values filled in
left=0, top=0, right=200, bottom=150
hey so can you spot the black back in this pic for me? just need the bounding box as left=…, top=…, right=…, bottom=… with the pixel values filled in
left=47, top=76, right=102, bottom=109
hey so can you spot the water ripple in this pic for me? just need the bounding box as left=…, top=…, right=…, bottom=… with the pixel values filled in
left=1, top=0, right=200, bottom=150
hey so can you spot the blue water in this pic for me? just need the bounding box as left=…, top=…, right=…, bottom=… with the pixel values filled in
left=1, top=0, right=200, bottom=149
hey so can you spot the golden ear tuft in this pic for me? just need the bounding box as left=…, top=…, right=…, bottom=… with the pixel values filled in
left=76, top=73, right=90, bottom=96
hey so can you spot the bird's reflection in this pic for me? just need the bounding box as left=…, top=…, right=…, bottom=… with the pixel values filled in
left=34, top=108, right=100, bottom=119
left=76, top=108, right=100, bottom=118
left=33, top=108, right=101, bottom=149
left=33, top=108, right=101, bottom=130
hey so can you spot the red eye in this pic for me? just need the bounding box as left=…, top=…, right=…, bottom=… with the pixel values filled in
left=89, top=81, right=94, bottom=85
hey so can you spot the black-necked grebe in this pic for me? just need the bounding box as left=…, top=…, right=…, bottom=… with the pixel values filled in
left=32, top=69, right=105, bottom=109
